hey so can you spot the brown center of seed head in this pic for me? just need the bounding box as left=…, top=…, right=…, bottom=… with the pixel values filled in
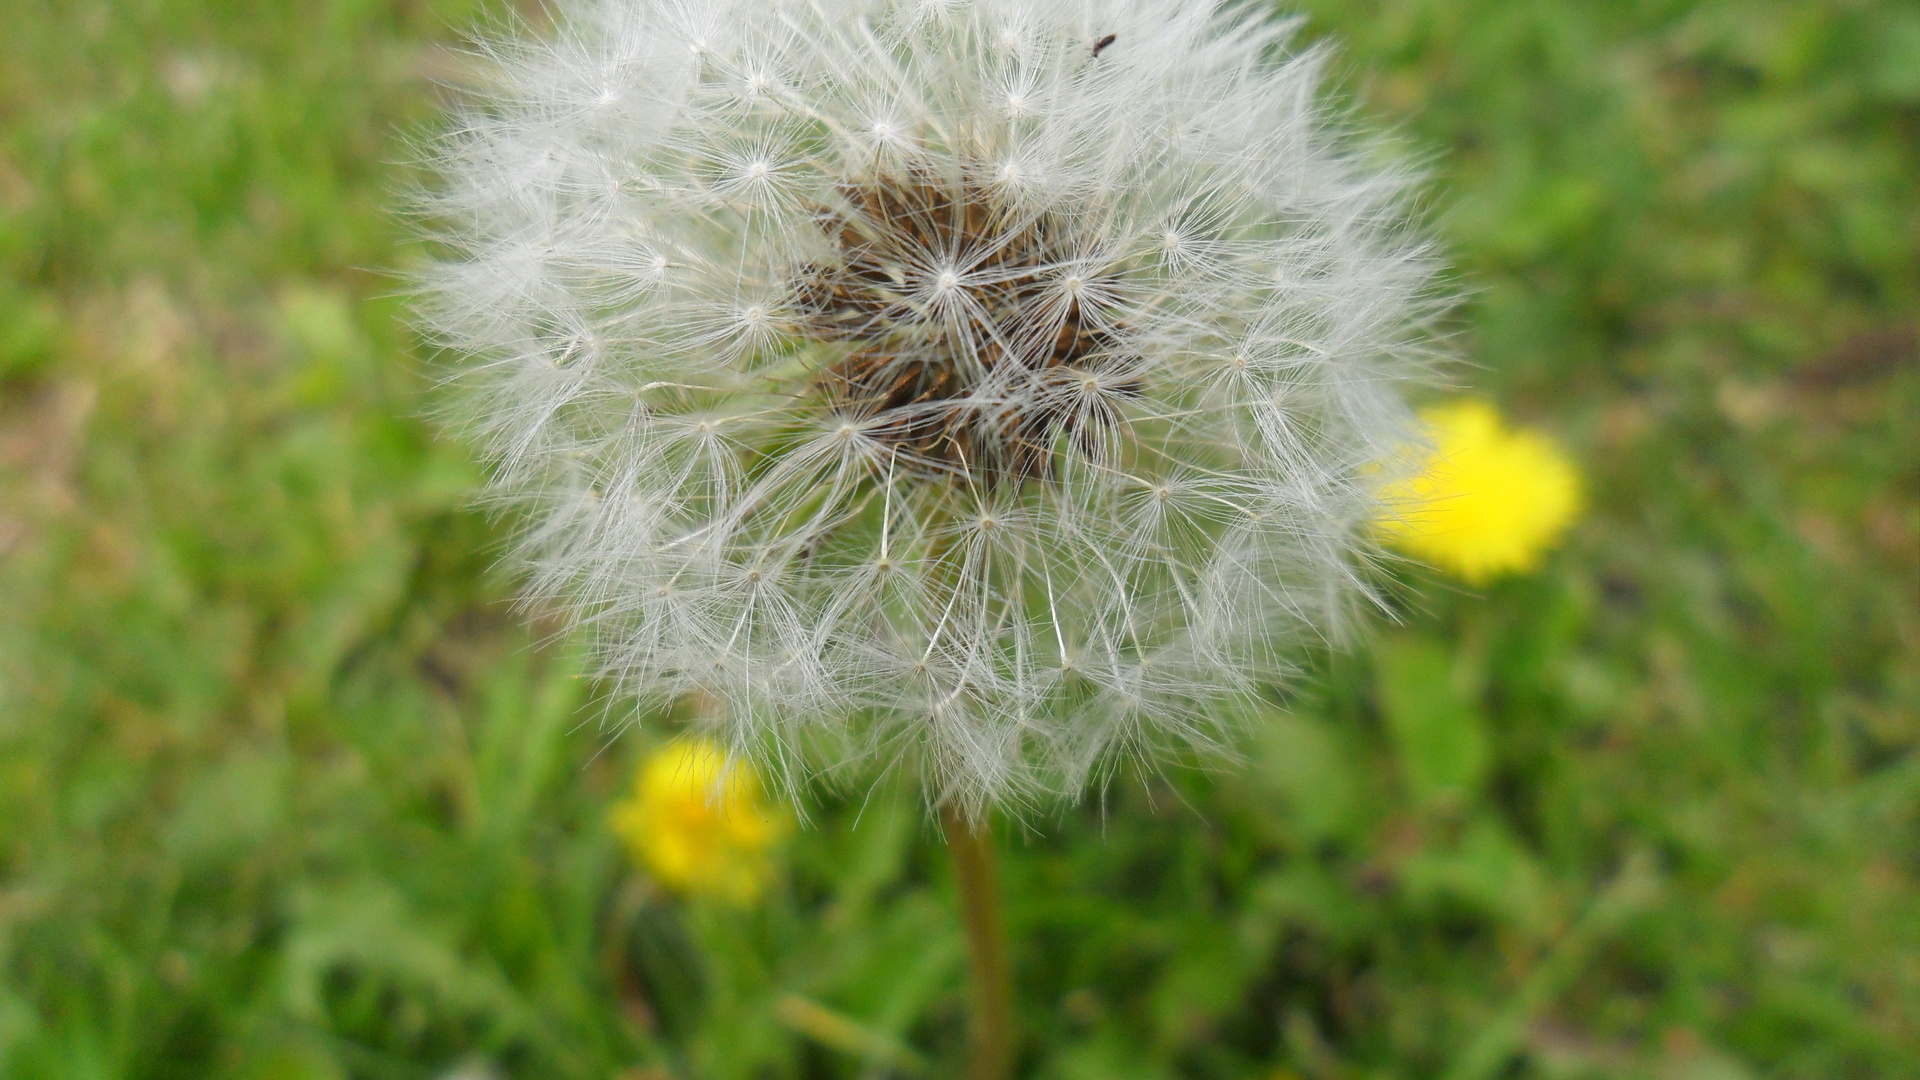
left=798, top=168, right=1138, bottom=485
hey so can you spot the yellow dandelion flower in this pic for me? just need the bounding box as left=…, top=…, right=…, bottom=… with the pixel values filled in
left=610, top=738, right=791, bottom=903
left=1377, top=400, right=1581, bottom=583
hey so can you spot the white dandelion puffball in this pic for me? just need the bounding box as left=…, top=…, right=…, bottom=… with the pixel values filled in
left=416, top=0, right=1436, bottom=812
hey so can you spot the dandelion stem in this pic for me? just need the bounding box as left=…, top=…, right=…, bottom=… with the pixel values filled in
left=942, top=803, right=1015, bottom=1080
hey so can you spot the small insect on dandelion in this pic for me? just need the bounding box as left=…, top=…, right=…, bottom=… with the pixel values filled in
left=1376, top=400, right=1581, bottom=584
left=611, top=738, right=791, bottom=903
left=415, top=0, right=1441, bottom=814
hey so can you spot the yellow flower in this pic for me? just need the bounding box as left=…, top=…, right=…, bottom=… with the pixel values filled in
left=610, top=738, right=790, bottom=903
left=1377, top=400, right=1581, bottom=583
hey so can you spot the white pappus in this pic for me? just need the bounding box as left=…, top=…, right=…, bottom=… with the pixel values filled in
left=413, top=0, right=1438, bottom=815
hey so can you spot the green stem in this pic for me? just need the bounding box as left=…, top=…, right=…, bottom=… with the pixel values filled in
left=942, top=803, right=1015, bottom=1080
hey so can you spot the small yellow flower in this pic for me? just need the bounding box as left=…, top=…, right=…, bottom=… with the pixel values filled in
left=610, top=738, right=790, bottom=903
left=1377, top=400, right=1581, bottom=583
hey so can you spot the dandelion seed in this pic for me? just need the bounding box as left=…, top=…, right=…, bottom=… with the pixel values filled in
left=415, top=0, right=1440, bottom=815
left=1377, top=400, right=1581, bottom=583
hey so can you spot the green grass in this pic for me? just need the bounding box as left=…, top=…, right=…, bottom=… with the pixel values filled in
left=1, top=0, right=1916, bottom=1077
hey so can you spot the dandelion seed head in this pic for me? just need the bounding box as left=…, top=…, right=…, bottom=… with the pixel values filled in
left=416, top=0, right=1441, bottom=815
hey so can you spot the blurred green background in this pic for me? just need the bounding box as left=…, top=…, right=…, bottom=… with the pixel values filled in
left=1, top=0, right=1915, bottom=1077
